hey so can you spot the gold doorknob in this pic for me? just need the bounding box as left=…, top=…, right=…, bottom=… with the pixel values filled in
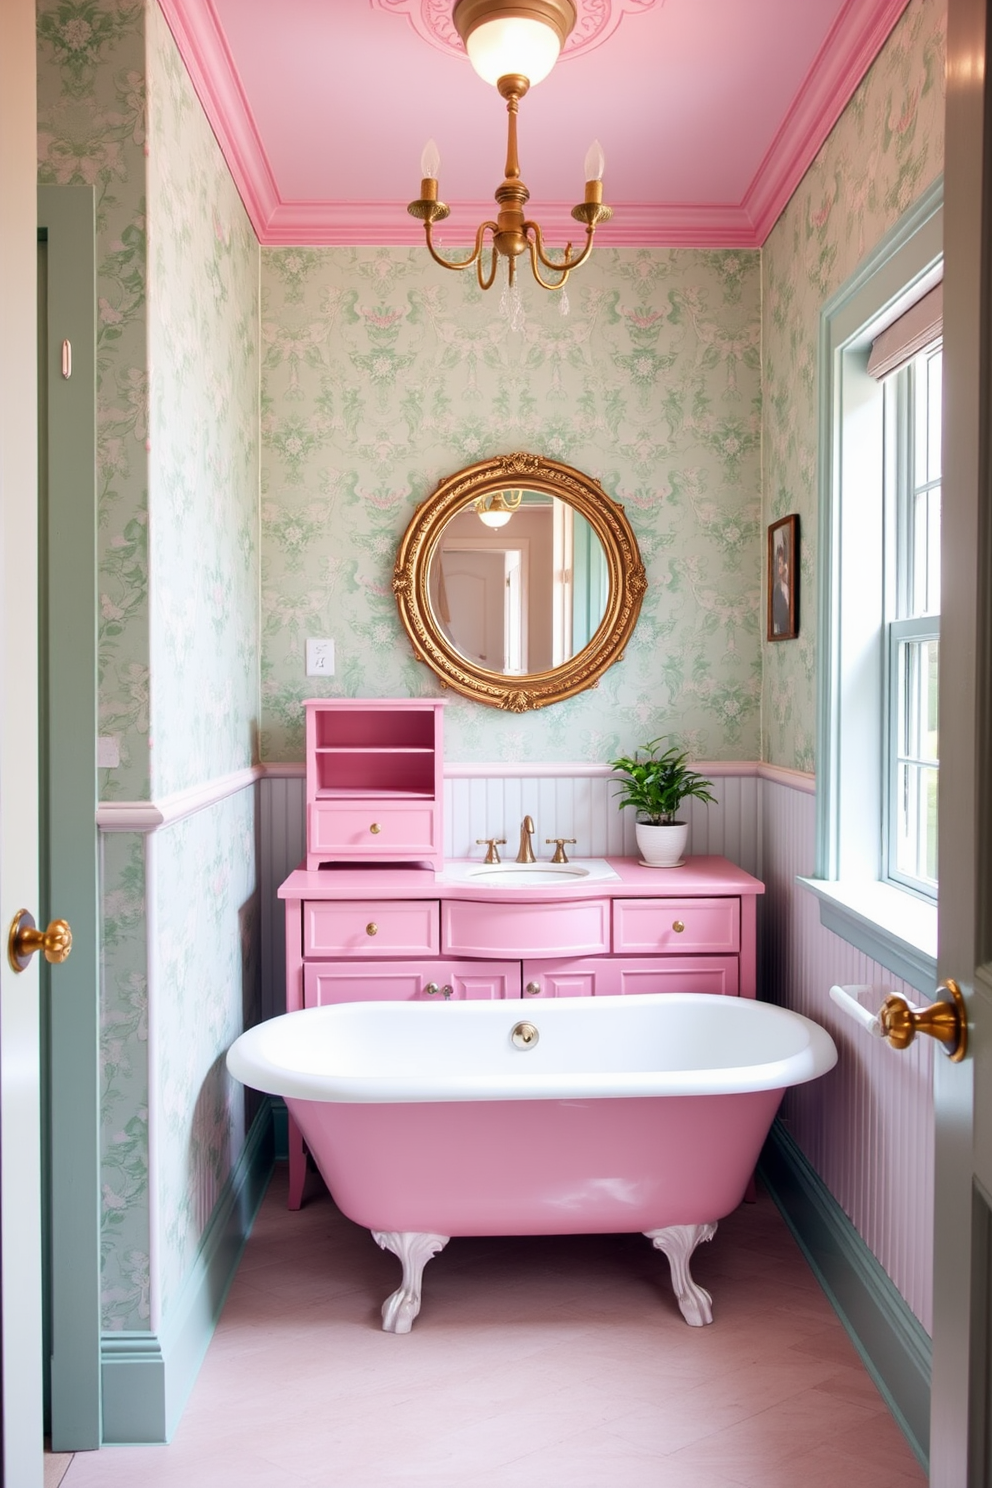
left=8, top=909, right=72, bottom=974
left=880, top=979, right=968, bottom=1063
left=672, top=920, right=685, bottom=934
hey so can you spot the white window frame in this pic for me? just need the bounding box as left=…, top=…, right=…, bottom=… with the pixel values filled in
left=799, top=180, right=942, bottom=997
left=883, top=350, right=941, bottom=899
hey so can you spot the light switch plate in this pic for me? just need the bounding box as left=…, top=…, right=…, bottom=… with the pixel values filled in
left=306, top=638, right=335, bottom=677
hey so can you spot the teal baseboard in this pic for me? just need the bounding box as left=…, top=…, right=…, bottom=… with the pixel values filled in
left=759, top=1120, right=931, bottom=1471
left=270, top=1097, right=288, bottom=1160
left=101, top=1099, right=276, bottom=1444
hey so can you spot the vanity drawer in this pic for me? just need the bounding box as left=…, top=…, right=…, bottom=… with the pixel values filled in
left=613, top=898, right=740, bottom=955
left=442, top=899, right=610, bottom=959
left=304, top=959, right=520, bottom=1003
left=303, top=900, right=439, bottom=958
left=308, top=801, right=438, bottom=858
left=523, top=956, right=740, bottom=998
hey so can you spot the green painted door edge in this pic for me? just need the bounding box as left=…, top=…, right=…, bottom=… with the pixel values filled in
left=38, top=184, right=101, bottom=1451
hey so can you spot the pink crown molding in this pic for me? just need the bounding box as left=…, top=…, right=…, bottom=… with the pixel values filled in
left=156, top=0, right=282, bottom=236
left=260, top=198, right=758, bottom=248
left=370, top=0, right=664, bottom=62
left=158, top=0, right=914, bottom=250
left=744, top=0, right=913, bottom=243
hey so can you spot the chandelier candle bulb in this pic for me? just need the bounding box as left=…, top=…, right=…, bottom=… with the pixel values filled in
left=584, top=139, right=605, bottom=183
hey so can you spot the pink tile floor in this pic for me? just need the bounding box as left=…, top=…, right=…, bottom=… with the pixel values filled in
left=63, top=1166, right=927, bottom=1487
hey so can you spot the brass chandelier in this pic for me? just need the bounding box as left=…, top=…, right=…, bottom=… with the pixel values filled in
left=407, top=0, right=612, bottom=293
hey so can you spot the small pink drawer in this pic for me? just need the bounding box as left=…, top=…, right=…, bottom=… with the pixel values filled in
left=303, top=900, right=439, bottom=958
left=305, top=959, right=520, bottom=1004
left=522, top=956, right=740, bottom=998
left=442, top=899, right=610, bottom=959
left=308, top=802, right=437, bottom=857
left=613, top=898, right=740, bottom=955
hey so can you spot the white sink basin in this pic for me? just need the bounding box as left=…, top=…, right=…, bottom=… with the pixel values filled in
left=469, top=865, right=591, bottom=886
left=441, top=859, right=619, bottom=888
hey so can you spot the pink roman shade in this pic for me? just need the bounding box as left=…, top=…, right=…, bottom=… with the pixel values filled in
left=867, top=282, right=943, bottom=380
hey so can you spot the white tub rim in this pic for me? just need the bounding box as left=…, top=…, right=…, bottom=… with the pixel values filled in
left=227, top=993, right=837, bottom=1105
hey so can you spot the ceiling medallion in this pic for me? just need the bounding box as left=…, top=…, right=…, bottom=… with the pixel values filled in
left=373, top=0, right=662, bottom=62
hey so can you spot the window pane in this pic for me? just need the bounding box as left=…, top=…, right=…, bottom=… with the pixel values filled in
left=894, top=762, right=938, bottom=887
left=893, top=634, right=939, bottom=893
left=911, top=486, right=941, bottom=615
left=927, top=347, right=942, bottom=483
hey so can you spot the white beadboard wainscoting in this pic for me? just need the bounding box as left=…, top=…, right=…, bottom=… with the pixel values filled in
left=759, top=773, right=933, bottom=1468
left=257, top=762, right=762, bottom=1023
left=760, top=774, right=933, bottom=1332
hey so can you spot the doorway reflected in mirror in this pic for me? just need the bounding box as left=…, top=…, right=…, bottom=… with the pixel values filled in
left=429, top=494, right=609, bottom=675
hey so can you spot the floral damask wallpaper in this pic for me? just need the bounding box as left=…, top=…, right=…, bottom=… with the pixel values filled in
left=154, top=792, right=259, bottom=1318
left=762, top=0, right=946, bottom=771
left=99, top=832, right=151, bottom=1328
left=147, top=0, right=259, bottom=798
left=260, top=247, right=763, bottom=764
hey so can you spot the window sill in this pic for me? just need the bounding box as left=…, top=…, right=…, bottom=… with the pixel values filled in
left=797, top=877, right=937, bottom=996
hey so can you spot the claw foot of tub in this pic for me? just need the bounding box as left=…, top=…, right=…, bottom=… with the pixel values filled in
left=372, top=1230, right=450, bottom=1333
left=643, top=1222, right=717, bottom=1326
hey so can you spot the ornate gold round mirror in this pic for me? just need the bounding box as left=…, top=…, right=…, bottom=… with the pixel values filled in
left=393, top=453, right=646, bottom=711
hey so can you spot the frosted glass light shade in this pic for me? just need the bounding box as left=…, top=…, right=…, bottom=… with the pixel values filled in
left=465, top=17, right=561, bottom=85
left=477, top=507, right=514, bottom=528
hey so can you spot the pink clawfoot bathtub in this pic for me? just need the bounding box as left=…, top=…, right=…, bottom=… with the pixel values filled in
left=228, top=993, right=836, bottom=1331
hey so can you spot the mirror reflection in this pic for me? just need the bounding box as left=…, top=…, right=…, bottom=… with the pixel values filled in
left=427, top=491, right=609, bottom=675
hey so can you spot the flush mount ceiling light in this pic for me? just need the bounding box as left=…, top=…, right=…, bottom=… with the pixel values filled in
left=407, top=0, right=612, bottom=293
left=474, top=488, right=524, bottom=527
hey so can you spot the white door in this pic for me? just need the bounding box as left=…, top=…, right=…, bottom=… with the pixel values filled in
left=440, top=549, right=507, bottom=669
left=931, top=0, right=992, bottom=1481
left=0, top=1, right=45, bottom=1483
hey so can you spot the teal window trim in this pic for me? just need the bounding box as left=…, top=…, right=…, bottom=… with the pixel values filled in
left=806, top=177, right=943, bottom=994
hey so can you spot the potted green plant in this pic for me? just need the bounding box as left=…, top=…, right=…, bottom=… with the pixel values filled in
left=609, top=739, right=716, bottom=866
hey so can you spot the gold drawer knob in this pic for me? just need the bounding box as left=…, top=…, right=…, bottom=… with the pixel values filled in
left=370, top=822, right=381, bottom=835
left=525, top=981, right=541, bottom=996
left=366, top=922, right=378, bottom=937
left=672, top=920, right=685, bottom=934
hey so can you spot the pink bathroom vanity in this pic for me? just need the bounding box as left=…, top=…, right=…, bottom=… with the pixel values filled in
left=279, top=852, right=764, bottom=1210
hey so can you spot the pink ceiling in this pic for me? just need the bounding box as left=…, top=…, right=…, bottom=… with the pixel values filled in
left=158, top=0, right=912, bottom=248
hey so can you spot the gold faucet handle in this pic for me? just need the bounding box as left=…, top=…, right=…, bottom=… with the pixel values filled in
left=476, top=837, right=506, bottom=865
left=546, top=838, right=577, bottom=864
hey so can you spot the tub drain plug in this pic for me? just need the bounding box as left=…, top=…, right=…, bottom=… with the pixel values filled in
left=510, top=1021, right=539, bottom=1050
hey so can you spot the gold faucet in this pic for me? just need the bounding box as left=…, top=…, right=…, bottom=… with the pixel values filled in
left=476, top=837, right=506, bottom=864
left=516, top=815, right=536, bottom=863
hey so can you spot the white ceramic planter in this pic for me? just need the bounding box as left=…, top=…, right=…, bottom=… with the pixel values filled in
left=635, top=821, right=689, bottom=867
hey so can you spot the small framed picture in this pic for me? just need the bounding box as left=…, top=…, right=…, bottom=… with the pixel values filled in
left=767, top=514, right=799, bottom=642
